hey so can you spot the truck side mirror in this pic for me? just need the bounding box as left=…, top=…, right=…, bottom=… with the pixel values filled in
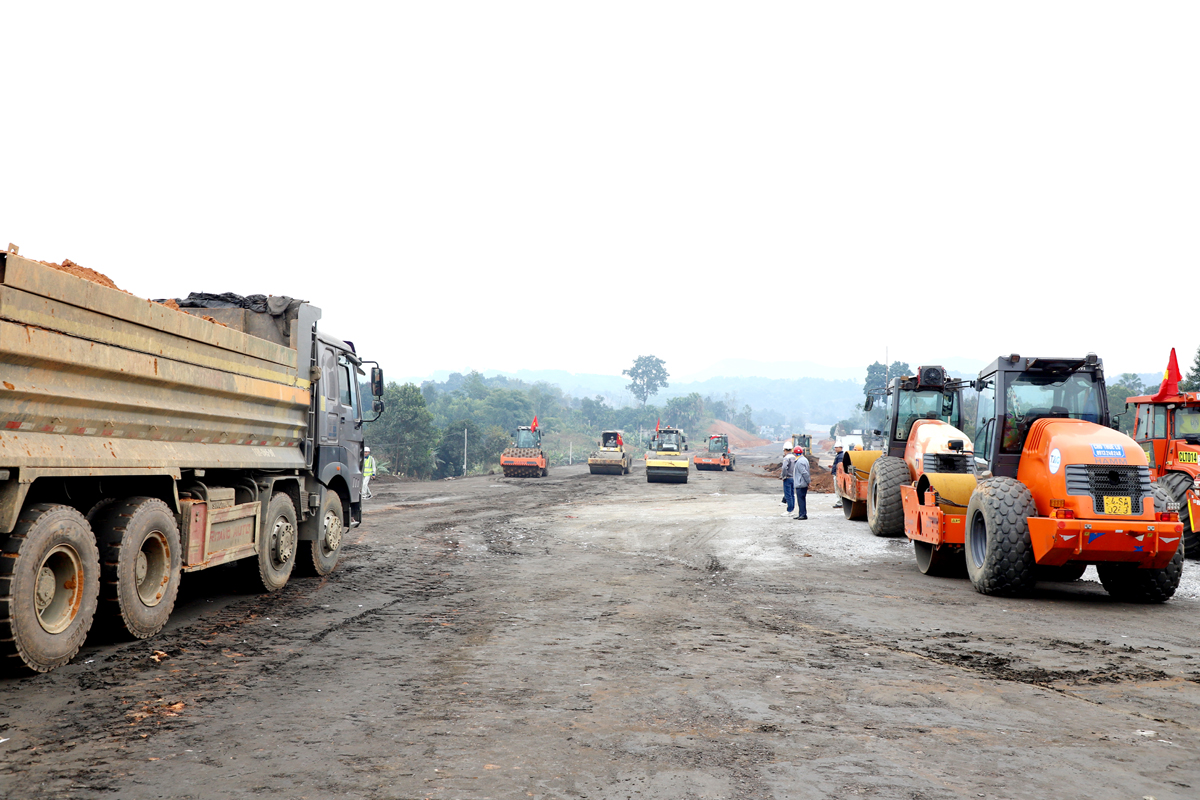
left=371, top=367, right=384, bottom=397
left=864, top=397, right=874, bottom=412
left=373, top=399, right=384, bottom=414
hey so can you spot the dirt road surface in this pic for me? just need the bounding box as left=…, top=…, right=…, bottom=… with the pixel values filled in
left=3, top=445, right=1199, bottom=799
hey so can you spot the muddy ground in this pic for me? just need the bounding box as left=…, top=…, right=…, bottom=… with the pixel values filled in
left=3, top=445, right=1200, bottom=799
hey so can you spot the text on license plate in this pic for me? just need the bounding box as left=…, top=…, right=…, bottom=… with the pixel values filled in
left=1103, top=496, right=1132, bottom=515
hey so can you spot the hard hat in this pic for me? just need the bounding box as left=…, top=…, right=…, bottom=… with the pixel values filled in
left=783, top=442, right=792, bottom=451
left=364, top=447, right=371, bottom=453
left=794, top=446, right=803, bottom=454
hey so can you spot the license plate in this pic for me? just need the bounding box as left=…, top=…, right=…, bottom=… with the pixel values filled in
left=1103, top=496, right=1131, bottom=515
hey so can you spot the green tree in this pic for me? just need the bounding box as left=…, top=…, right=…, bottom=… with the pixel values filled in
left=864, top=360, right=911, bottom=396
left=1118, top=373, right=1145, bottom=395
left=1182, top=346, right=1200, bottom=392
left=664, top=392, right=705, bottom=431
left=366, top=382, right=439, bottom=479
left=624, top=355, right=670, bottom=406
left=434, top=419, right=484, bottom=478
left=1106, top=376, right=1144, bottom=435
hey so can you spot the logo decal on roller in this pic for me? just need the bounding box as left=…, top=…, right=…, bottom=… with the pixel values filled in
left=1049, top=448, right=1061, bottom=474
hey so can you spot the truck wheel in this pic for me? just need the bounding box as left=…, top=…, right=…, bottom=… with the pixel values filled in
left=866, top=457, right=908, bottom=537
left=0, top=504, right=100, bottom=674
left=913, top=541, right=965, bottom=577
left=964, top=477, right=1037, bottom=596
left=95, top=498, right=182, bottom=639
left=1158, top=472, right=1197, bottom=559
left=1097, top=485, right=1185, bottom=602
left=253, top=493, right=298, bottom=592
left=298, top=491, right=344, bottom=577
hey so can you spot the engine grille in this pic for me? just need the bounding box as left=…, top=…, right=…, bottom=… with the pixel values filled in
left=1064, top=464, right=1152, bottom=514
left=922, top=453, right=975, bottom=474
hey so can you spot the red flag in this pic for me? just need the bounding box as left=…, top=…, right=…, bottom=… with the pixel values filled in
left=531, top=415, right=538, bottom=431
left=1150, top=349, right=1182, bottom=402
left=616, top=433, right=623, bottom=446
left=656, top=418, right=660, bottom=432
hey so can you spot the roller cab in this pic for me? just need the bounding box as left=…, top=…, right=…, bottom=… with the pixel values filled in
left=646, top=427, right=689, bottom=483
left=694, top=434, right=735, bottom=471
left=588, top=430, right=631, bottom=475
left=959, top=354, right=1184, bottom=600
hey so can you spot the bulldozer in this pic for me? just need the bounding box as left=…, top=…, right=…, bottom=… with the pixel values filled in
left=846, top=366, right=974, bottom=537
left=646, top=426, right=690, bottom=483
left=788, top=433, right=812, bottom=454
left=500, top=423, right=549, bottom=478
left=694, top=433, right=736, bottom=471
left=903, top=353, right=1184, bottom=601
left=588, top=430, right=633, bottom=475
left=1122, top=351, right=1200, bottom=559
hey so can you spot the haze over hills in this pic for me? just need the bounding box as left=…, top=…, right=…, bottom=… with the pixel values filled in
left=402, top=358, right=1173, bottom=429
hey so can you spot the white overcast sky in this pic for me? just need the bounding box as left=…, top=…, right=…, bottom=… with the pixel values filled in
left=3, top=2, right=1196, bottom=384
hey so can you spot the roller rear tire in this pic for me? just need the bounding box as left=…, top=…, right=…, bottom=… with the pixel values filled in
left=1097, top=485, right=1185, bottom=602
left=866, top=457, right=908, bottom=537
left=1158, top=472, right=1197, bottom=559
left=964, top=478, right=1037, bottom=596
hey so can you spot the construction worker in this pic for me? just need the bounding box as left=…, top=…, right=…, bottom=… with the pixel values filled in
left=781, top=445, right=797, bottom=515
left=780, top=441, right=795, bottom=507
left=362, top=446, right=376, bottom=499
left=793, top=446, right=810, bottom=520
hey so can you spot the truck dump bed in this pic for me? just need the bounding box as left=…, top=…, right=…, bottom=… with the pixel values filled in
left=0, top=252, right=313, bottom=486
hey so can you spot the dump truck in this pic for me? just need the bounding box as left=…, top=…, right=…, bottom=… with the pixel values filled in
left=0, top=246, right=383, bottom=674
left=1123, top=355, right=1200, bottom=559
left=646, top=427, right=689, bottom=483
left=694, top=433, right=736, bottom=471
left=588, top=430, right=632, bottom=475
left=904, top=353, right=1184, bottom=600
left=853, top=366, right=974, bottom=540
left=500, top=424, right=548, bottom=477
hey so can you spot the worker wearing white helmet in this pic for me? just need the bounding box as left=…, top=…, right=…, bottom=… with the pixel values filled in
left=362, top=446, right=376, bottom=499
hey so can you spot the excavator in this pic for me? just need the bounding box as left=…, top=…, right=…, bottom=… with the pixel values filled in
left=905, top=353, right=1183, bottom=601
left=500, top=419, right=549, bottom=478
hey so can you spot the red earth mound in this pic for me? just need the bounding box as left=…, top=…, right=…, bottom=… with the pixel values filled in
left=705, top=420, right=769, bottom=449
left=760, top=456, right=835, bottom=493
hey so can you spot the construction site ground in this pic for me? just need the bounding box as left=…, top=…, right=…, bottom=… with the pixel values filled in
left=3, top=444, right=1200, bottom=799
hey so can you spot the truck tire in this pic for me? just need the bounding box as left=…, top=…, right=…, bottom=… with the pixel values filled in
left=298, top=491, right=344, bottom=577
left=1096, top=485, right=1185, bottom=603
left=1158, top=472, right=1197, bottom=559
left=0, top=504, right=100, bottom=674
left=95, top=498, right=182, bottom=639
left=866, top=457, right=908, bottom=537
left=964, top=477, right=1037, bottom=596
left=251, top=493, right=298, bottom=592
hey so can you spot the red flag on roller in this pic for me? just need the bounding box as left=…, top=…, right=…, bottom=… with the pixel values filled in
left=1150, top=349, right=1182, bottom=402
left=531, top=415, right=538, bottom=431
left=656, top=418, right=660, bottom=432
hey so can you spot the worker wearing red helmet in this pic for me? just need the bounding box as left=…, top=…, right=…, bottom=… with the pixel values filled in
left=791, top=446, right=810, bottom=521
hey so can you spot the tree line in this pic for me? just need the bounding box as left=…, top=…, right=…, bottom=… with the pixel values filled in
left=365, top=358, right=757, bottom=480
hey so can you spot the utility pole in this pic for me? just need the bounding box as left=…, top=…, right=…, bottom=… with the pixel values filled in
left=463, top=426, right=467, bottom=475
